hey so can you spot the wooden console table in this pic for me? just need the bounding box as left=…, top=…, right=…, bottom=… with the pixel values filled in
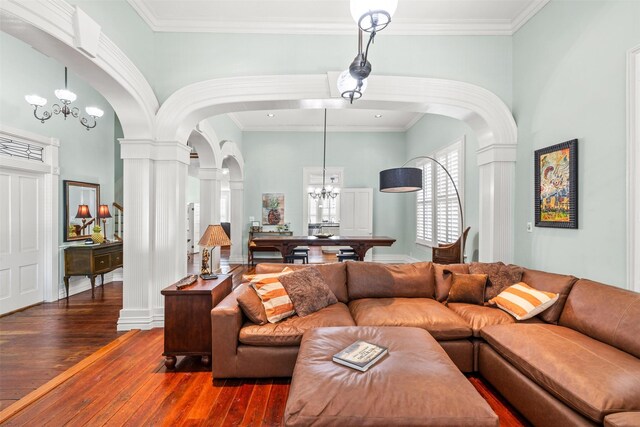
left=250, top=235, right=396, bottom=261
left=248, top=230, right=293, bottom=265
left=63, top=241, right=123, bottom=300
left=161, top=274, right=233, bottom=369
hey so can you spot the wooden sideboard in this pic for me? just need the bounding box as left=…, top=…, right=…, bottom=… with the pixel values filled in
left=161, top=274, right=233, bottom=369
left=63, top=241, right=123, bottom=300
left=248, top=230, right=293, bottom=265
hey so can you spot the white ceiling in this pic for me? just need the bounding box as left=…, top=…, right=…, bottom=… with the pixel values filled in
left=229, top=109, right=423, bottom=132
left=128, top=0, right=549, bottom=35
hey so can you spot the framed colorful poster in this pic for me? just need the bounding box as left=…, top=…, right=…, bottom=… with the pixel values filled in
left=534, top=139, right=578, bottom=229
left=262, top=193, right=285, bottom=225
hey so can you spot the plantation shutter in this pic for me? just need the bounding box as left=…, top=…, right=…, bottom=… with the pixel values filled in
left=415, top=138, right=464, bottom=247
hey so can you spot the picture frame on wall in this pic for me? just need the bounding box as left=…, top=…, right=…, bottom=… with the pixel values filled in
left=262, top=193, right=285, bottom=225
left=534, top=139, right=578, bottom=229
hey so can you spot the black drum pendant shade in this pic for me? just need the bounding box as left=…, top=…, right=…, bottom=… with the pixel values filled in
left=379, top=167, right=422, bottom=193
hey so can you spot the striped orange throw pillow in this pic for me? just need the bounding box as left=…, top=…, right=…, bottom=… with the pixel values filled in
left=489, top=282, right=559, bottom=320
left=250, top=269, right=296, bottom=323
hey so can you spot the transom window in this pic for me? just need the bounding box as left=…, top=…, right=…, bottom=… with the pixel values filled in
left=416, top=138, right=464, bottom=247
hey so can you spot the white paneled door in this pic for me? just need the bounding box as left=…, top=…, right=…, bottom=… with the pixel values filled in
left=0, top=170, right=44, bottom=315
left=340, top=188, right=374, bottom=237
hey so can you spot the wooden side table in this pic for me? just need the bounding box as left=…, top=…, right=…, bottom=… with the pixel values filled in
left=161, top=274, right=233, bottom=369
left=63, top=242, right=123, bottom=300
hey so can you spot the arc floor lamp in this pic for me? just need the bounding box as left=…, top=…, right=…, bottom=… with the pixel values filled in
left=379, top=156, right=465, bottom=263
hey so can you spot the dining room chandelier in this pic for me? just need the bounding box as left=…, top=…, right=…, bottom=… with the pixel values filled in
left=338, top=0, right=398, bottom=103
left=309, top=109, right=340, bottom=200
left=24, top=67, right=104, bottom=131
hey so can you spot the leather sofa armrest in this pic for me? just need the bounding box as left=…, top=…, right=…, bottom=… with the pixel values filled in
left=605, top=412, right=640, bottom=427
left=211, top=289, right=244, bottom=377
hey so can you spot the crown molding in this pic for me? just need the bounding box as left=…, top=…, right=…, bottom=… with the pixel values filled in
left=127, top=0, right=550, bottom=36
left=511, top=0, right=550, bottom=33
left=226, top=113, right=245, bottom=131
left=240, top=125, right=409, bottom=133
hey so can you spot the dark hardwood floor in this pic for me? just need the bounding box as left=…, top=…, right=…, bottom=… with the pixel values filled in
left=0, top=250, right=529, bottom=426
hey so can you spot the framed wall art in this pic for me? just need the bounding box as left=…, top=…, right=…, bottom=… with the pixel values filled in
left=534, top=139, right=578, bottom=229
left=262, top=193, right=285, bottom=225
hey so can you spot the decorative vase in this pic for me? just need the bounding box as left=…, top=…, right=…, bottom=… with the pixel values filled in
left=91, top=226, right=104, bottom=244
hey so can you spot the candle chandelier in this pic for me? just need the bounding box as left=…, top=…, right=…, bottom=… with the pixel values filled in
left=338, top=0, right=398, bottom=103
left=24, top=67, right=104, bottom=131
left=309, top=109, right=340, bottom=200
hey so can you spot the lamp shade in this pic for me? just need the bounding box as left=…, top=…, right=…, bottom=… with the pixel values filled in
left=379, top=167, right=422, bottom=192
left=350, top=0, right=398, bottom=32
left=199, top=224, right=232, bottom=248
left=97, top=204, right=112, bottom=218
left=75, top=204, right=92, bottom=219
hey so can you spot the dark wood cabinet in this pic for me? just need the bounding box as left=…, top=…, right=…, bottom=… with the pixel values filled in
left=63, top=242, right=123, bottom=299
left=161, top=274, right=233, bottom=369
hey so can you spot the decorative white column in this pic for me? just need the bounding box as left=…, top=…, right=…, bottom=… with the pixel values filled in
left=118, top=139, right=190, bottom=330
left=477, top=144, right=517, bottom=263
left=151, top=141, right=190, bottom=324
left=199, top=167, right=222, bottom=272
left=229, top=180, right=244, bottom=264
left=119, top=139, right=155, bottom=330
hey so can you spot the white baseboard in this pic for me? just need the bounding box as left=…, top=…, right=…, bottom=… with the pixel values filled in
left=371, top=254, right=421, bottom=264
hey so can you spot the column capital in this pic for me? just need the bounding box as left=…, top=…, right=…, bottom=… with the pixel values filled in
left=477, top=143, right=517, bottom=166
left=199, top=167, right=223, bottom=181
left=120, top=139, right=191, bottom=164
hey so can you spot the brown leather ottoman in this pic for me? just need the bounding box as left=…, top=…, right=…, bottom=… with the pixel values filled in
left=284, top=326, right=498, bottom=426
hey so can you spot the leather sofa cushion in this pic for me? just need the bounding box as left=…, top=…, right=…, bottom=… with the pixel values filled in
left=348, top=298, right=471, bottom=340
left=256, top=262, right=349, bottom=303
left=284, top=326, right=498, bottom=427
left=521, top=268, right=577, bottom=324
left=481, top=323, right=640, bottom=422
left=559, top=279, right=640, bottom=358
left=236, top=283, right=268, bottom=325
left=347, top=262, right=436, bottom=300
left=434, top=263, right=469, bottom=302
left=604, top=412, right=640, bottom=427
left=239, top=302, right=355, bottom=346
left=447, top=303, right=543, bottom=337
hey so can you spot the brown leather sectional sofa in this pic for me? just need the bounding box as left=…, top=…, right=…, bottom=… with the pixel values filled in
left=211, top=261, right=640, bottom=426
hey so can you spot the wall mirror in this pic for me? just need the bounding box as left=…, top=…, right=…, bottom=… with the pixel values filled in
left=63, top=180, right=100, bottom=242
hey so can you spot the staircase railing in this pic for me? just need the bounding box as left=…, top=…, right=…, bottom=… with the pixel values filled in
left=113, top=202, right=123, bottom=241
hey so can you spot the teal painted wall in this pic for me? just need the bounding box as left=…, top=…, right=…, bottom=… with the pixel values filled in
left=513, top=0, right=640, bottom=287
left=152, top=33, right=513, bottom=104
left=242, top=129, right=407, bottom=257
left=67, top=0, right=156, bottom=92
left=404, top=114, right=480, bottom=262
left=1, top=32, right=117, bottom=246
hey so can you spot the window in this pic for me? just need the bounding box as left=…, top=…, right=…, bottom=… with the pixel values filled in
left=416, top=138, right=464, bottom=247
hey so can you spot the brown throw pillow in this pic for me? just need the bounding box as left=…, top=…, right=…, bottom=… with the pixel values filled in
left=279, top=267, right=338, bottom=317
left=434, top=263, right=470, bottom=302
left=236, top=285, right=268, bottom=325
left=469, top=262, right=524, bottom=302
left=446, top=273, right=488, bottom=305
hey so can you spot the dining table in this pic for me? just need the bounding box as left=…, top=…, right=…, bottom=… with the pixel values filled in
left=249, top=235, right=396, bottom=261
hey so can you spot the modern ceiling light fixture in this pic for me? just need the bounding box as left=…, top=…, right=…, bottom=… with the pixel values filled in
left=24, top=67, right=104, bottom=131
left=338, top=0, right=398, bottom=103
left=309, top=109, right=340, bottom=200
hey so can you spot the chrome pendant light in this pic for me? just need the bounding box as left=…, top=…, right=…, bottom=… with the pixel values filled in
left=338, top=0, right=398, bottom=103
left=309, top=109, right=340, bottom=200
left=24, top=67, right=104, bottom=131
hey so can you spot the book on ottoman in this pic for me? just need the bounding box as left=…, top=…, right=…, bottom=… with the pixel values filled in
left=332, top=340, right=388, bottom=372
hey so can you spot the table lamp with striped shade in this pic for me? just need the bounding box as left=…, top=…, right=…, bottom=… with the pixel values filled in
left=198, top=224, right=231, bottom=280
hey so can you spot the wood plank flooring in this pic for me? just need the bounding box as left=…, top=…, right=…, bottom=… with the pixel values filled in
left=1, top=328, right=529, bottom=426
left=1, top=254, right=530, bottom=426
